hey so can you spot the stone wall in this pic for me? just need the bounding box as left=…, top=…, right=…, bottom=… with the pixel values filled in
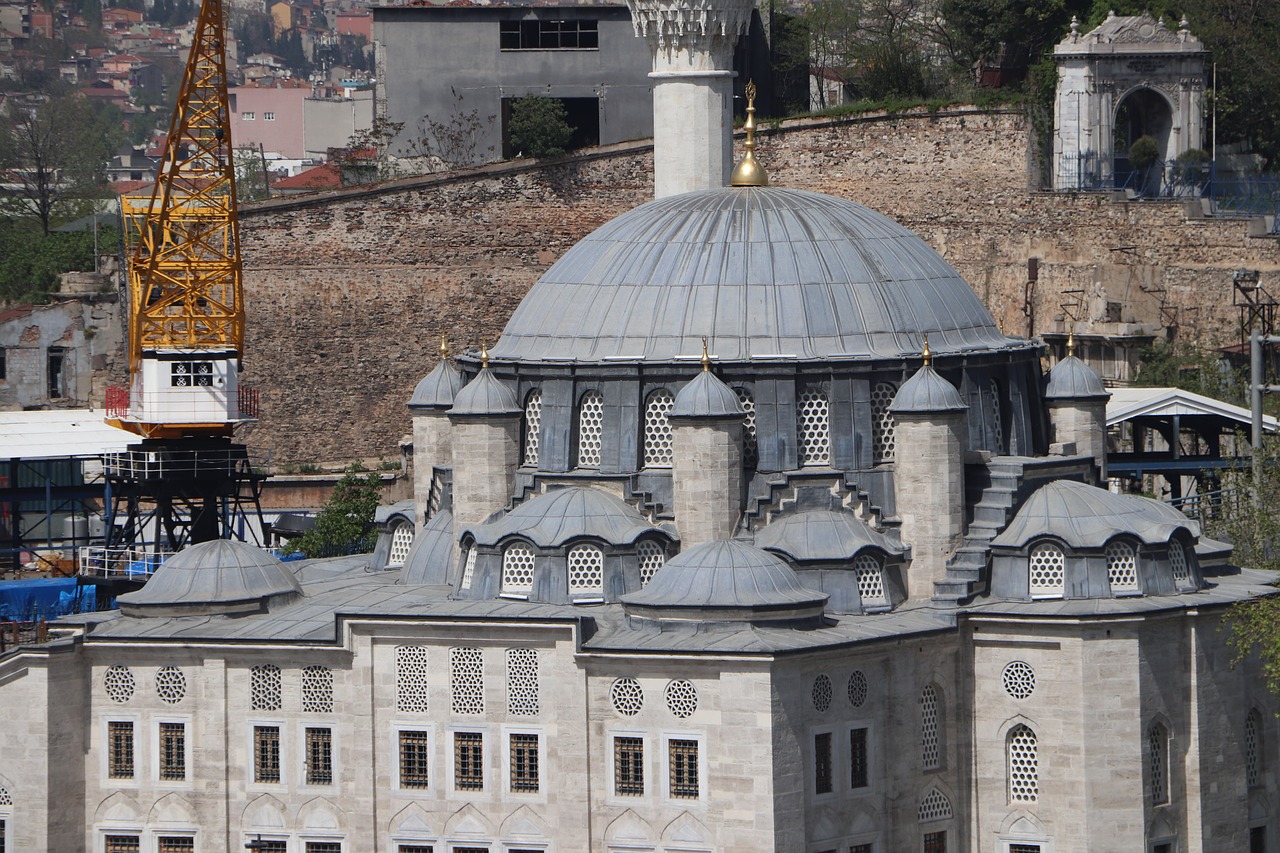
left=238, top=108, right=1280, bottom=466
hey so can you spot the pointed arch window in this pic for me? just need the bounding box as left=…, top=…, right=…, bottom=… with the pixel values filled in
left=522, top=389, right=543, bottom=467
left=854, top=552, right=888, bottom=608
left=1148, top=721, right=1169, bottom=806
left=388, top=521, right=415, bottom=567
left=577, top=390, right=604, bottom=469
left=637, top=539, right=666, bottom=587
left=502, top=542, right=536, bottom=597
left=642, top=389, right=675, bottom=467
left=1106, top=539, right=1140, bottom=592
left=567, top=544, right=604, bottom=598
left=921, top=683, right=942, bottom=770
left=1246, top=709, right=1263, bottom=789
left=1007, top=724, right=1039, bottom=803
left=1169, top=538, right=1191, bottom=586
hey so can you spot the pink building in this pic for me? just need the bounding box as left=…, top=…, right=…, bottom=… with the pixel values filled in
left=228, top=79, right=310, bottom=159
left=335, top=10, right=371, bottom=40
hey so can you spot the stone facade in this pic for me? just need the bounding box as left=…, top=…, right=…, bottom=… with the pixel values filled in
left=893, top=413, right=967, bottom=601
left=670, top=419, right=743, bottom=547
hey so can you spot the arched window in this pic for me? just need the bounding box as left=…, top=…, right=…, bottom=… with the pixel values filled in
left=387, top=521, right=414, bottom=567
left=1028, top=542, right=1066, bottom=599
left=871, top=382, right=897, bottom=463
left=577, top=390, right=604, bottom=468
left=637, top=539, right=666, bottom=588
left=1148, top=721, right=1169, bottom=806
left=854, top=552, right=888, bottom=608
left=502, top=543, right=536, bottom=597
left=522, top=389, right=542, bottom=467
left=1246, top=709, right=1263, bottom=789
left=919, top=786, right=952, bottom=821
left=1007, top=724, right=1039, bottom=804
left=642, top=389, right=675, bottom=467
left=736, top=387, right=758, bottom=469
left=567, top=544, right=604, bottom=598
left=921, top=684, right=942, bottom=770
left=797, top=387, right=831, bottom=467
left=1169, top=538, right=1190, bottom=586
left=1106, top=539, right=1140, bottom=592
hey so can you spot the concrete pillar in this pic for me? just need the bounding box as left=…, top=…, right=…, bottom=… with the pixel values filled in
left=407, top=356, right=463, bottom=527
left=670, top=367, right=745, bottom=547
left=448, top=367, right=521, bottom=530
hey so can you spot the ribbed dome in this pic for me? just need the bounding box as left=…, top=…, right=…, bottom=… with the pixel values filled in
left=450, top=367, right=520, bottom=416
left=408, top=359, right=464, bottom=410
left=401, top=509, right=455, bottom=586
left=992, top=480, right=1197, bottom=549
left=754, top=509, right=901, bottom=562
left=462, top=485, right=664, bottom=548
left=889, top=364, right=966, bottom=413
left=489, top=187, right=1014, bottom=363
left=118, top=539, right=301, bottom=614
left=1045, top=355, right=1109, bottom=400
left=671, top=370, right=743, bottom=418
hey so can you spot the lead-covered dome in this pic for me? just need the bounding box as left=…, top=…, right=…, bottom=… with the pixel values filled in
left=490, top=187, right=1012, bottom=363
left=118, top=539, right=302, bottom=616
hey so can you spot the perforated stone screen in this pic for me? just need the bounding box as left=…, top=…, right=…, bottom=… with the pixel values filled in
left=388, top=523, right=415, bottom=567
left=1169, top=540, right=1190, bottom=584
left=921, top=684, right=940, bottom=769
left=848, top=670, right=868, bottom=707
left=1008, top=725, right=1038, bottom=803
left=737, top=388, right=758, bottom=469
left=990, top=378, right=1004, bottom=452
left=1028, top=543, right=1065, bottom=599
left=567, top=544, right=604, bottom=596
left=665, top=679, right=698, bottom=718
left=0, top=785, right=10, bottom=805
left=642, top=389, right=674, bottom=467
left=637, top=540, right=665, bottom=587
left=610, top=677, right=644, bottom=716
left=1247, top=710, right=1261, bottom=788
left=1149, top=723, right=1168, bottom=805
left=1002, top=661, right=1035, bottom=700
left=507, top=648, right=539, bottom=716
left=502, top=544, right=536, bottom=595
left=523, top=389, right=543, bottom=466
left=854, top=553, right=887, bottom=606
left=105, top=665, right=135, bottom=703
left=812, top=675, right=833, bottom=712
left=156, top=666, right=186, bottom=704
left=797, top=388, right=831, bottom=467
left=871, top=382, right=897, bottom=462
left=460, top=546, right=477, bottom=592
left=577, top=391, right=604, bottom=468
left=919, top=787, right=952, bottom=822
left=251, top=664, right=282, bottom=711
left=451, top=647, right=484, bottom=715
left=302, top=665, right=333, bottom=713
left=1106, top=540, right=1139, bottom=591
left=396, top=645, right=430, bottom=713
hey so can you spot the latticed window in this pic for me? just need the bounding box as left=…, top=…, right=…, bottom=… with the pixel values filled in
left=854, top=553, right=887, bottom=607
left=305, top=727, right=333, bottom=785
left=871, top=382, right=897, bottom=462
left=1028, top=543, right=1065, bottom=599
left=1169, top=539, right=1190, bottom=585
left=254, top=725, right=281, bottom=783
left=108, top=721, right=134, bottom=779
left=253, top=842, right=288, bottom=853
left=850, top=727, right=869, bottom=788
left=665, top=679, right=698, bottom=718
left=1247, top=709, right=1263, bottom=788
left=455, top=732, right=484, bottom=790
left=1008, top=845, right=1042, bottom=853
left=506, top=647, right=539, bottom=715
left=577, top=390, right=604, bottom=468
left=388, top=522, right=415, bottom=567
left=1002, top=661, right=1036, bottom=700
left=921, top=684, right=941, bottom=770
left=251, top=664, right=282, bottom=711
left=399, top=730, right=430, bottom=789
left=450, top=647, right=484, bottom=715
left=848, top=670, right=868, bottom=707
left=158, top=839, right=195, bottom=853
left=610, top=677, right=644, bottom=716
left=396, top=646, right=430, bottom=713
left=567, top=544, right=604, bottom=597
left=156, top=666, right=186, bottom=704
left=1149, top=722, right=1169, bottom=805
left=510, top=733, right=539, bottom=792
left=919, top=787, right=953, bottom=821
left=814, top=732, right=833, bottom=794
left=1106, top=539, right=1140, bottom=592
left=990, top=378, right=1004, bottom=453
left=302, top=665, right=333, bottom=713
left=105, top=836, right=141, bottom=853
left=104, top=664, right=135, bottom=703
left=642, top=389, right=675, bottom=467
left=797, top=387, right=831, bottom=466
left=460, top=546, right=478, bottom=591
left=1007, top=724, right=1038, bottom=803
left=502, top=543, right=536, bottom=596
left=737, top=388, right=758, bottom=469
left=637, top=539, right=666, bottom=587
left=615, top=736, right=644, bottom=795
left=523, top=389, right=542, bottom=466
left=159, top=721, right=185, bottom=781
left=305, top=844, right=341, bottom=853
left=813, top=675, right=833, bottom=712
left=669, top=739, right=699, bottom=798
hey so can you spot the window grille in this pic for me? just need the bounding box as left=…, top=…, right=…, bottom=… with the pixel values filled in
left=255, top=843, right=288, bottom=853
left=455, top=732, right=484, bottom=790
left=848, top=670, right=868, bottom=707
left=499, top=17, right=599, bottom=50
left=1007, top=724, right=1038, bottom=803
left=460, top=546, right=478, bottom=591
left=850, top=727, right=869, bottom=788
left=398, top=846, right=433, bottom=853
left=105, top=665, right=135, bottom=703
left=923, top=831, right=947, bottom=853
left=254, top=725, right=281, bottom=783
left=669, top=739, right=699, bottom=798
left=157, top=837, right=194, bottom=853
left=737, top=388, right=758, bottom=469
left=814, top=732, right=833, bottom=794
left=665, top=679, right=698, bottom=718
left=567, top=544, right=604, bottom=596
left=1002, top=661, right=1036, bottom=700
left=854, top=553, right=887, bottom=606
left=610, top=677, right=644, bottom=716
left=577, top=391, right=604, bottom=468
left=637, top=540, right=666, bottom=587
left=108, top=721, right=134, bottom=779
left=1009, top=846, right=1042, bottom=853
left=1247, top=709, right=1262, bottom=788
left=506, top=647, right=539, bottom=716
left=0, top=786, right=9, bottom=805
left=523, top=389, right=542, bottom=466
left=156, top=666, right=186, bottom=704
left=990, top=378, right=1004, bottom=453
left=1169, top=540, right=1190, bottom=584
left=919, top=787, right=953, bottom=821
left=1149, top=722, right=1169, bottom=805
left=159, top=721, right=186, bottom=780
left=502, top=544, right=536, bottom=596
left=395, top=646, right=430, bottom=713
left=388, top=523, right=415, bottom=566
left=921, top=684, right=941, bottom=770
left=302, top=665, right=333, bottom=713
left=797, top=387, right=831, bottom=466
left=812, top=674, right=833, bottom=712
left=450, top=647, right=484, bottom=715
left=306, top=727, right=333, bottom=785
left=399, top=730, right=430, bottom=789
left=251, top=664, right=282, bottom=711
left=510, top=733, right=539, bottom=792
left=614, top=736, right=644, bottom=795
left=1106, top=539, right=1139, bottom=592
left=871, top=382, right=897, bottom=462
left=304, top=844, right=340, bottom=853
left=169, top=360, right=213, bottom=387
left=642, top=389, right=675, bottom=467
left=851, top=845, right=873, bottom=853
left=106, top=837, right=141, bottom=853
left=1028, top=543, right=1065, bottom=599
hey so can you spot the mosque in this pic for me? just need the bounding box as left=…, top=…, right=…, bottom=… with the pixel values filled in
left=1, top=6, right=1277, bottom=853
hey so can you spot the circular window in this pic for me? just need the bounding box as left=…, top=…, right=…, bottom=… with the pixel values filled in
left=610, top=677, right=644, bottom=716
left=104, top=665, right=134, bottom=703
left=848, top=669, right=868, bottom=707
left=812, top=674, right=833, bottom=712
left=1002, top=661, right=1036, bottom=699
left=665, top=679, right=698, bottom=718
left=156, top=665, right=187, bottom=704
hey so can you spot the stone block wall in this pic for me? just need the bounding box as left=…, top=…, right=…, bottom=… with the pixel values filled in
left=671, top=420, right=743, bottom=547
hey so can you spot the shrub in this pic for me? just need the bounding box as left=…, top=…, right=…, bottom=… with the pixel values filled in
left=508, top=96, right=573, bottom=159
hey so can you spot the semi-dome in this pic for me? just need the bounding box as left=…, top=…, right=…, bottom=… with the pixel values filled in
left=489, top=187, right=1017, bottom=363
left=462, top=485, right=665, bottom=548
left=401, top=509, right=455, bottom=586
left=118, top=539, right=302, bottom=615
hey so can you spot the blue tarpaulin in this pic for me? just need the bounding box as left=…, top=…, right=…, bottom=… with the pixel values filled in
left=0, top=578, right=96, bottom=619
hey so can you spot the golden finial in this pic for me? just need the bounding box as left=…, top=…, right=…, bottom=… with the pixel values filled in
left=701, top=336, right=711, bottom=372
left=922, top=333, right=932, bottom=367
left=480, top=339, right=489, bottom=369
left=730, top=80, right=769, bottom=188
left=439, top=333, right=449, bottom=361
left=1066, top=330, right=1076, bottom=357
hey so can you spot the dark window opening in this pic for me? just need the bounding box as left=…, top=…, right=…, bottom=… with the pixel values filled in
left=815, top=731, right=833, bottom=794
left=455, top=731, right=484, bottom=790
left=850, top=727, right=869, bottom=788
left=47, top=347, right=64, bottom=398
left=171, top=360, right=214, bottom=387
left=306, top=726, right=333, bottom=785
left=669, top=738, right=699, bottom=799
left=1251, top=827, right=1267, bottom=853
left=0, top=348, right=6, bottom=380
left=510, top=732, right=539, bottom=792
left=500, top=97, right=599, bottom=159
left=254, top=725, right=281, bottom=783
left=500, top=18, right=597, bottom=50
left=109, top=721, right=135, bottom=779
left=924, top=832, right=946, bottom=853
left=399, top=730, right=430, bottom=789
left=615, top=736, right=644, bottom=795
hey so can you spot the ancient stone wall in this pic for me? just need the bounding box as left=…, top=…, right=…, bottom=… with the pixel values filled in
left=238, top=109, right=1279, bottom=465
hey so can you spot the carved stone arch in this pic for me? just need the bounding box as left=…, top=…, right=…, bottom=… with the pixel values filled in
left=298, top=796, right=344, bottom=832
left=604, top=809, right=655, bottom=845
left=997, top=713, right=1039, bottom=741
left=444, top=802, right=495, bottom=839
left=1249, top=792, right=1271, bottom=823
left=94, top=791, right=142, bottom=824
left=0, top=771, right=14, bottom=810
left=500, top=804, right=549, bottom=839
left=242, top=794, right=288, bottom=831
left=147, top=792, right=195, bottom=826
left=1112, top=84, right=1176, bottom=122
left=661, top=811, right=711, bottom=847
left=1148, top=811, right=1176, bottom=840
left=999, top=811, right=1046, bottom=836
left=811, top=810, right=841, bottom=844
left=389, top=802, right=436, bottom=839
left=848, top=799, right=880, bottom=835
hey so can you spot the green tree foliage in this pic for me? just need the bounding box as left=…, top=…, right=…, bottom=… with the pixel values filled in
left=1132, top=339, right=1245, bottom=405
left=508, top=96, right=573, bottom=159
left=284, top=465, right=383, bottom=558
left=0, top=220, right=114, bottom=303
left=941, top=0, right=1083, bottom=69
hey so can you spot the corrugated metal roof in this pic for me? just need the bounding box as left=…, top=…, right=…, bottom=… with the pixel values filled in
left=0, top=409, right=134, bottom=460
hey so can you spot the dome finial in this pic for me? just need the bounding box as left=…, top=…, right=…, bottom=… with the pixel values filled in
left=730, top=80, right=769, bottom=188
left=922, top=333, right=932, bottom=366
left=701, top=336, right=711, bottom=371
left=1067, top=330, right=1076, bottom=357
left=480, top=339, right=489, bottom=369
left=439, top=333, right=449, bottom=361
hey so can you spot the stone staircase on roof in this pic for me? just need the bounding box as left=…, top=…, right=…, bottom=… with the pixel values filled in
left=740, top=469, right=896, bottom=542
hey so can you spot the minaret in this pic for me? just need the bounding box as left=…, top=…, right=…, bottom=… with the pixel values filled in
left=407, top=335, right=464, bottom=527
left=627, top=0, right=753, bottom=196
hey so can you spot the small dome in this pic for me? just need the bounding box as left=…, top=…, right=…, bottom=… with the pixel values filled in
left=622, top=540, right=827, bottom=622
left=463, top=486, right=665, bottom=548
left=671, top=370, right=743, bottom=418
left=1045, top=355, right=1109, bottom=400
left=992, top=480, right=1197, bottom=550
left=118, top=539, right=301, bottom=615
left=888, top=365, right=966, bottom=413
left=407, top=359, right=464, bottom=410
left=754, top=509, right=901, bottom=562
left=402, top=509, right=455, bottom=586
left=450, top=367, right=520, bottom=416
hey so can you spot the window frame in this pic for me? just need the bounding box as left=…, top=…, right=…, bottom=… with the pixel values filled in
left=610, top=731, right=647, bottom=799
left=302, top=723, right=336, bottom=787
left=100, top=832, right=144, bottom=853
left=503, top=728, right=542, bottom=797
left=153, top=717, right=192, bottom=786
left=450, top=728, right=489, bottom=795
left=249, top=721, right=285, bottom=786
left=849, top=723, right=873, bottom=792
left=103, top=716, right=139, bottom=784
left=155, top=835, right=197, bottom=853
left=395, top=725, right=434, bottom=792
left=811, top=727, right=835, bottom=798
left=662, top=731, right=705, bottom=804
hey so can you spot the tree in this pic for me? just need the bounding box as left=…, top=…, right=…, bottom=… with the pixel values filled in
left=234, top=146, right=272, bottom=203
left=404, top=88, right=496, bottom=171
left=507, top=96, right=572, bottom=159
left=331, top=117, right=405, bottom=185
left=941, top=0, right=1086, bottom=71
left=0, top=220, right=113, bottom=303
left=284, top=465, right=383, bottom=558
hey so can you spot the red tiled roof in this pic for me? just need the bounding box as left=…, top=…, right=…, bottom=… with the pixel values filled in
left=272, top=162, right=341, bottom=191
left=0, top=307, right=35, bottom=324
left=112, top=179, right=154, bottom=195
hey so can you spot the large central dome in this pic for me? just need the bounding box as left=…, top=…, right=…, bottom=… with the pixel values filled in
left=491, top=187, right=1011, bottom=363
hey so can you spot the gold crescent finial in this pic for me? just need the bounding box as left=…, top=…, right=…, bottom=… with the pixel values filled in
left=440, top=333, right=448, bottom=361
left=701, top=336, right=711, bottom=372
left=480, top=339, right=489, bottom=369
left=730, top=80, right=769, bottom=187
left=1066, top=330, right=1076, bottom=357
left=922, top=333, right=932, bottom=367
